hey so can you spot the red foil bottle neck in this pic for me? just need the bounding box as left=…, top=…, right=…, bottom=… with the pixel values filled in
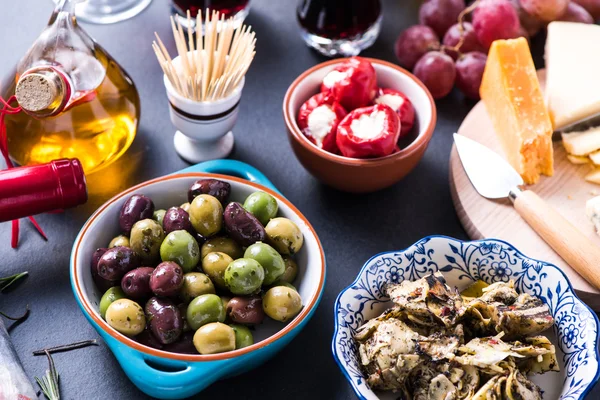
left=0, top=158, right=87, bottom=222
left=52, top=158, right=88, bottom=209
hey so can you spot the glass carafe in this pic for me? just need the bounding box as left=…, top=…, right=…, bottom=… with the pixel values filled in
left=1, top=0, right=140, bottom=174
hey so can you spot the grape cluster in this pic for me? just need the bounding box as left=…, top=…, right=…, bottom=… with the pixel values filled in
left=395, top=0, right=599, bottom=100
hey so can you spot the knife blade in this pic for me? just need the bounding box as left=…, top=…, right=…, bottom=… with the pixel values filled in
left=553, top=111, right=600, bottom=136
left=453, top=133, right=600, bottom=290
left=453, top=133, right=523, bottom=199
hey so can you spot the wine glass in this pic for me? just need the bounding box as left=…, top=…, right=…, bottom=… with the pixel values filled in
left=297, top=0, right=382, bottom=57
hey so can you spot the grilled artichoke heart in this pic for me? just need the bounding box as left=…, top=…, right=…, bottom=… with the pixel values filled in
left=386, top=272, right=466, bottom=328
left=463, top=281, right=554, bottom=340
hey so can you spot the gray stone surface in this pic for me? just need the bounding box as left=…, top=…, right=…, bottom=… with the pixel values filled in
left=0, top=0, right=595, bottom=399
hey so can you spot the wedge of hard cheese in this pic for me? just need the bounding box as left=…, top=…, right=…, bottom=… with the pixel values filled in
left=480, top=37, right=554, bottom=184
left=546, top=22, right=600, bottom=129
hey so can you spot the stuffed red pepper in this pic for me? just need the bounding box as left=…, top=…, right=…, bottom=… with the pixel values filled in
left=336, top=104, right=401, bottom=159
left=321, top=57, right=378, bottom=111
left=374, top=88, right=415, bottom=137
left=297, top=93, right=347, bottom=153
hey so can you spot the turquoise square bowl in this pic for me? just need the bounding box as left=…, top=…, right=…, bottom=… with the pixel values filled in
left=70, top=160, right=326, bottom=399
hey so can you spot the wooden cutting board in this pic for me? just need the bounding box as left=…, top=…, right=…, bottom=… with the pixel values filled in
left=449, top=70, right=600, bottom=310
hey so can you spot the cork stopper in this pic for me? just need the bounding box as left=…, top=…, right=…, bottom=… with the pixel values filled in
left=15, top=73, right=59, bottom=112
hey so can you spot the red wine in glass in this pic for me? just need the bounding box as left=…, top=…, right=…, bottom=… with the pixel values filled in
left=171, top=0, right=250, bottom=29
left=297, top=0, right=382, bottom=57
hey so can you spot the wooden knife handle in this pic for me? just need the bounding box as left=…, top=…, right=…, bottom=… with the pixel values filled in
left=514, top=189, right=600, bottom=290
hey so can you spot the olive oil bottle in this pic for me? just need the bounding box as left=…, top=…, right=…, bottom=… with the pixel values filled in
left=1, top=0, right=140, bottom=174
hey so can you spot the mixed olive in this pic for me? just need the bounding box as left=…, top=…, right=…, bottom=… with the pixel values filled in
left=92, top=179, right=304, bottom=355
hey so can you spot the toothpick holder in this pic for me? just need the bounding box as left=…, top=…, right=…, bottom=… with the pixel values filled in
left=163, top=73, right=244, bottom=163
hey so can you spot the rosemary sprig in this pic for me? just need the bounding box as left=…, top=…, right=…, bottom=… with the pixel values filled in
left=35, top=350, right=60, bottom=400
left=0, top=305, right=29, bottom=321
left=0, top=271, right=28, bottom=292
left=33, top=339, right=98, bottom=400
left=33, top=339, right=98, bottom=356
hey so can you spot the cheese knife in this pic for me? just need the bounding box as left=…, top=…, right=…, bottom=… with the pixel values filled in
left=553, top=111, right=600, bottom=137
left=453, top=133, right=600, bottom=290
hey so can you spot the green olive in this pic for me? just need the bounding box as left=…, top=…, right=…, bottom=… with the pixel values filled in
left=189, top=195, right=223, bottom=237
left=244, top=242, right=285, bottom=285
left=230, top=324, right=254, bottom=349
left=279, top=256, right=298, bottom=283
left=130, top=219, right=165, bottom=265
left=265, top=218, right=303, bottom=255
left=221, top=296, right=231, bottom=312
left=160, top=230, right=200, bottom=272
left=180, top=202, right=191, bottom=212
left=224, top=258, right=264, bottom=295
left=186, top=294, right=226, bottom=330
left=269, top=281, right=297, bottom=291
left=153, top=209, right=166, bottom=225
left=201, top=252, right=233, bottom=290
left=243, top=191, right=278, bottom=226
left=201, top=236, right=243, bottom=260
left=180, top=272, right=216, bottom=303
left=109, top=235, right=130, bottom=248
left=105, top=298, right=146, bottom=336
left=99, top=286, right=126, bottom=319
left=193, top=322, right=235, bottom=354
left=262, top=286, right=302, bottom=322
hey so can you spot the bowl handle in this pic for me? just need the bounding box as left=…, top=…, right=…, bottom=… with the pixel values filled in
left=108, top=339, right=224, bottom=399
left=177, top=160, right=281, bottom=194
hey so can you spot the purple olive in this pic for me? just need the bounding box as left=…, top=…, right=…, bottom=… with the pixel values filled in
left=163, top=332, right=198, bottom=354
left=227, top=296, right=265, bottom=325
left=119, top=194, right=155, bottom=234
left=134, top=328, right=164, bottom=350
left=145, top=297, right=183, bottom=345
left=223, top=202, right=267, bottom=247
left=97, top=246, right=140, bottom=281
left=91, top=248, right=118, bottom=291
left=150, top=262, right=183, bottom=297
left=163, top=207, right=193, bottom=235
left=121, top=267, right=154, bottom=300
left=188, top=179, right=231, bottom=204
left=177, top=303, right=192, bottom=332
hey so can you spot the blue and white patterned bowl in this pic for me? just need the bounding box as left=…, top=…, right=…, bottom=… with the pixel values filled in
left=332, top=236, right=600, bottom=400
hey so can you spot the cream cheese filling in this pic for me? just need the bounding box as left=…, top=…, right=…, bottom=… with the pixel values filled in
left=375, top=93, right=404, bottom=112
left=350, top=110, right=386, bottom=140
left=306, top=105, right=337, bottom=146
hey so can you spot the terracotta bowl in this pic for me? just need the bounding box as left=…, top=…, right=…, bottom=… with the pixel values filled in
left=283, top=58, right=437, bottom=193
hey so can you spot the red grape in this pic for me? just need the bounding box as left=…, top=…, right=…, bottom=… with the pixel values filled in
left=519, top=0, right=569, bottom=22
left=558, top=2, right=594, bottom=23
left=413, top=51, right=456, bottom=99
left=574, top=0, right=600, bottom=19
left=508, top=0, right=544, bottom=37
left=394, top=25, right=440, bottom=70
left=473, top=0, right=521, bottom=50
left=455, top=52, right=487, bottom=100
left=442, top=22, right=485, bottom=60
left=419, top=0, right=466, bottom=38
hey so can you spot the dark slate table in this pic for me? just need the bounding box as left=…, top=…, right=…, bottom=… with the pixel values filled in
left=1, top=0, right=596, bottom=399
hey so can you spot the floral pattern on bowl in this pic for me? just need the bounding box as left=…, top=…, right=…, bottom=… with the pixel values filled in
left=332, top=236, right=600, bottom=400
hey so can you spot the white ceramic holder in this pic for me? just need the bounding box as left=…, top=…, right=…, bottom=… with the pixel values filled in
left=163, top=60, right=244, bottom=164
